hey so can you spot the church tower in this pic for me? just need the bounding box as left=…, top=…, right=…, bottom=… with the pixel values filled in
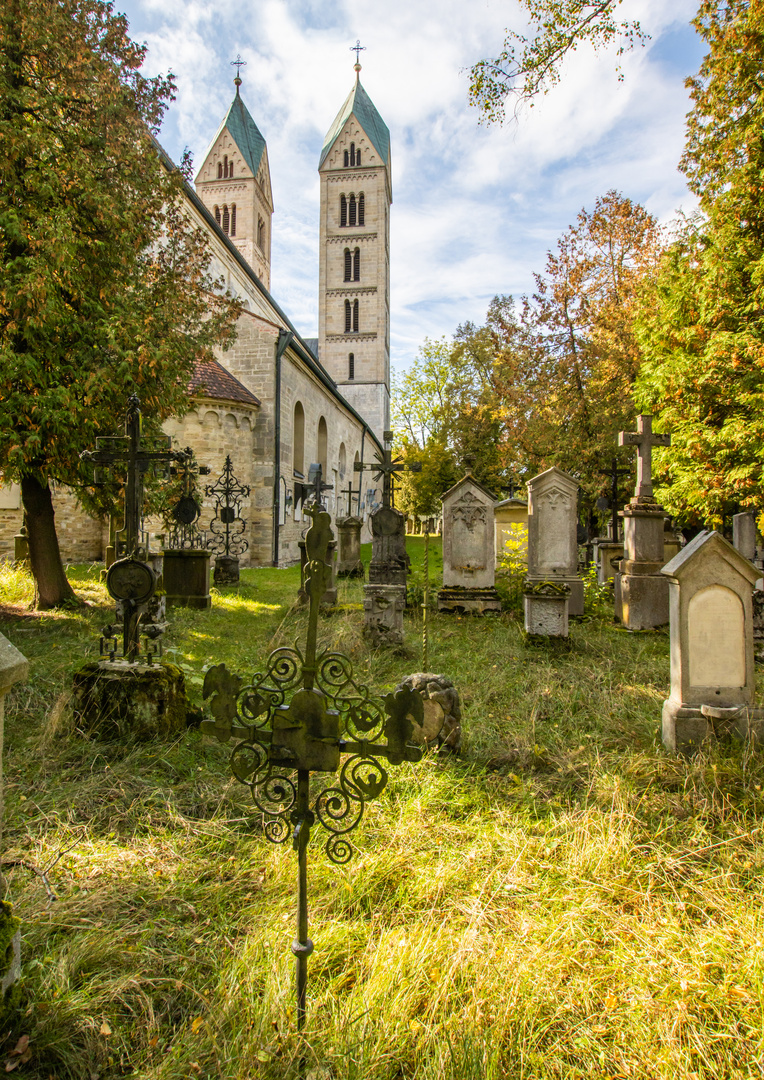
left=318, top=58, right=391, bottom=443
left=195, top=70, right=274, bottom=288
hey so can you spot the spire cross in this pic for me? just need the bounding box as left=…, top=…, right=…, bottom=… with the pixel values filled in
left=618, top=414, right=670, bottom=503
left=231, top=54, right=247, bottom=90
left=350, top=39, right=366, bottom=66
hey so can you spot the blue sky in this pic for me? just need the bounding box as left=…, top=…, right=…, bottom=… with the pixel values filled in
left=117, top=0, right=705, bottom=373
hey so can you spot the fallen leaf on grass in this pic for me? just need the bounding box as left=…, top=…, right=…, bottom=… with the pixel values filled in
left=4, top=1035, right=32, bottom=1072
left=190, top=1017, right=204, bottom=1034
left=99, top=1021, right=112, bottom=1036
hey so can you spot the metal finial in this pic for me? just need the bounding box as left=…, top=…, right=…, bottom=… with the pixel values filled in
left=231, top=54, right=247, bottom=92
left=350, top=39, right=365, bottom=78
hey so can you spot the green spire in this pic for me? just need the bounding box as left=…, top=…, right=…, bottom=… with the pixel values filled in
left=319, top=79, right=390, bottom=169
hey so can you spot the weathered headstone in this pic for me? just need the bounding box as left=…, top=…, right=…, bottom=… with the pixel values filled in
left=523, top=580, right=571, bottom=638
left=0, top=634, right=28, bottom=1020
left=336, top=516, right=364, bottom=578
left=526, top=467, right=584, bottom=616
left=363, top=583, right=406, bottom=647
left=661, top=531, right=763, bottom=754
left=594, top=539, right=624, bottom=585
left=733, top=512, right=759, bottom=564
left=438, top=470, right=500, bottom=613
left=394, top=673, right=461, bottom=752
left=368, top=506, right=409, bottom=586
left=615, top=414, right=671, bottom=630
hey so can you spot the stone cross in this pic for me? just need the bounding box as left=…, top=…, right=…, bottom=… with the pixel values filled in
left=354, top=430, right=421, bottom=510
left=618, top=414, right=670, bottom=502
left=81, top=395, right=183, bottom=557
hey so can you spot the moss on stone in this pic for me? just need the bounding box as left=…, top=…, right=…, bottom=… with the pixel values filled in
left=71, top=661, right=188, bottom=740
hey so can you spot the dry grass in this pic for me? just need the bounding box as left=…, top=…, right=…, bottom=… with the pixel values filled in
left=1, top=548, right=764, bottom=1078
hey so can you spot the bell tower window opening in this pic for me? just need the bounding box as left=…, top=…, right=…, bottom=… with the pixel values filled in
left=353, top=248, right=360, bottom=281
left=344, top=300, right=351, bottom=333
left=344, top=248, right=351, bottom=282
left=353, top=299, right=359, bottom=333
left=230, top=204, right=236, bottom=237
left=258, top=217, right=265, bottom=251
left=217, top=162, right=223, bottom=179
left=222, top=204, right=230, bottom=234
left=358, top=193, right=365, bottom=226
left=349, top=194, right=357, bottom=227
left=348, top=353, right=355, bottom=380
left=340, top=194, right=347, bottom=227
left=214, top=205, right=221, bottom=225
left=344, top=149, right=349, bottom=167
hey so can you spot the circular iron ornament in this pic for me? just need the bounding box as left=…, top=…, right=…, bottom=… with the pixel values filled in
left=106, top=557, right=156, bottom=604
left=173, top=494, right=201, bottom=525
left=371, top=507, right=402, bottom=537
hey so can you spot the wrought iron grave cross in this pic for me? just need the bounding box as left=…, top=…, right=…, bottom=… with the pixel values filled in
left=353, top=430, right=421, bottom=510
left=201, top=503, right=430, bottom=1031
left=618, top=414, right=670, bottom=503
left=341, top=480, right=360, bottom=518
left=306, top=463, right=333, bottom=510
left=205, top=455, right=250, bottom=559
left=168, top=448, right=211, bottom=549
left=598, top=457, right=631, bottom=541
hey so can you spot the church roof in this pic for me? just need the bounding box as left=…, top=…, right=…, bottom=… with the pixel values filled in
left=319, top=79, right=390, bottom=168
left=205, top=92, right=267, bottom=178
left=188, top=357, right=261, bottom=407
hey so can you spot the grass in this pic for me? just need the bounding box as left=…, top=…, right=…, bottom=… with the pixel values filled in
left=1, top=543, right=764, bottom=1078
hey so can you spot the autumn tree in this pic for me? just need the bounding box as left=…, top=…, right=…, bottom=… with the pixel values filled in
left=0, top=0, right=241, bottom=607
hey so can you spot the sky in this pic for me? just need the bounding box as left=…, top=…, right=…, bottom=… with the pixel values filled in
left=117, top=0, right=706, bottom=374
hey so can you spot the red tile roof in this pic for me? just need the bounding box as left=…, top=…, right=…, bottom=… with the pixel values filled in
left=188, top=358, right=260, bottom=407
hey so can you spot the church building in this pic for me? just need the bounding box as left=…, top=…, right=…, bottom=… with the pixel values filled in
left=0, top=59, right=393, bottom=568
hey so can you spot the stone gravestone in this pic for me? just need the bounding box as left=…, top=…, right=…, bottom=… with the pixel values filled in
left=363, top=506, right=408, bottom=646
left=0, top=633, right=28, bottom=1021
left=661, top=531, right=764, bottom=754
left=523, top=580, right=571, bottom=639
left=394, top=673, right=462, bottom=752
left=732, top=511, right=764, bottom=646
left=336, top=516, right=364, bottom=578
left=526, top=467, right=584, bottom=616
left=615, top=414, right=671, bottom=630
left=438, top=470, right=500, bottom=613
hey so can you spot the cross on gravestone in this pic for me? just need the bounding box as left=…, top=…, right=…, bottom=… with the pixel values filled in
left=598, top=458, right=631, bottom=541
left=354, top=431, right=421, bottom=510
left=340, top=480, right=360, bottom=518
left=306, top=464, right=333, bottom=510
left=81, top=395, right=183, bottom=558
left=618, top=414, right=670, bottom=503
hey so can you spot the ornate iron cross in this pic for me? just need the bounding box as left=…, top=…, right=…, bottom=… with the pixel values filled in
left=205, top=456, right=250, bottom=558
left=598, top=457, right=631, bottom=540
left=618, top=414, right=670, bottom=503
left=167, top=448, right=211, bottom=549
left=353, top=430, right=421, bottom=510
left=201, top=503, right=429, bottom=1030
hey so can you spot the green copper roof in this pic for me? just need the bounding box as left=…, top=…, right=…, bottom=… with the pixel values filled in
left=201, top=92, right=266, bottom=178
left=319, top=79, right=390, bottom=168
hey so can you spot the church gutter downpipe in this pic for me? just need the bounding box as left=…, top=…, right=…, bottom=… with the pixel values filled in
left=358, top=426, right=367, bottom=515
left=273, top=328, right=294, bottom=566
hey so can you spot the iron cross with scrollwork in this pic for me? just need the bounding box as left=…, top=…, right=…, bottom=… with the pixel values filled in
left=205, top=456, right=250, bottom=558
left=200, top=502, right=431, bottom=1030
left=353, top=430, right=421, bottom=510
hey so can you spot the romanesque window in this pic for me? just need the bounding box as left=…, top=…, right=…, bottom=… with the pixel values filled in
left=293, top=402, right=305, bottom=477
left=348, top=353, right=355, bottom=380
left=344, top=300, right=351, bottom=333
left=222, top=154, right=234, bottom=179
left=317, top=416, right=328, bottom=478
left=217, top=163, right=223, bottom=179
left=340, top=194, right=347, bottom=227
left=344, top=248, right=351, bottom=282
left=230, top=204, right=236, bottom=237
left=353, top=248, right=360, bottom=281
left=354, top=145, right=361, bottom=166
left=258, top=217, right=265, bottom=250
left=353, top=299, right=359, bottom=333
left=222, top=205, right=230, bottom=234
left=349, top=194, right=357, bottom=227
left=214, top=205, right=221, bottom=225
left=358, top=194, right=365, bottom=226
left=344, top=149, right=349, bottom=167
left=339, top=442, right=347, bottom=479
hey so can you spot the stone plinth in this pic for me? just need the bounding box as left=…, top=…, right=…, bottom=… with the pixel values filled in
left=368, top=507, right=409, bottom=588
left=162, top=549, right=211, bottom=609
left=299, top=539, right=337, bottom=605
left=526, top=467, right=583, bottom=615
left=394, top=673, right=462, bottom=752
left=12, top=527, right=28, bottom=568
left=213, top=555, right=240, bottom=585
left=660, top=531, right=763, bottom=754
left=523, top=581, right=570, bottom=638
left=614, top=502, right=669, bottom=629
left=363, top=583, right=405, bottom=647
left=336, top=516, right=364, bottom=578
left=72, top=660, right=188, bottom=740
left=438, top=473, right=500, bottom=613
left=0, top=633, right=28, bottom=1023
left=595, top=540, right=624, bottom=584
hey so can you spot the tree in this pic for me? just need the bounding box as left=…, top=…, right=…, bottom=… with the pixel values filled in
left=635, top=1, right=764, bottom=525
left=0, top=0, right=241, bottom=607
left=469, top=0, right=648, bottom=123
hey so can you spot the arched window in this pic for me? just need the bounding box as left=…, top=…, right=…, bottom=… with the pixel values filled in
left=317, top=416, right=328, bottom=478
left=222, top=205, right=230, bottom=234
left=353, top=248, right=360, bottom=281
left=223, top=154, right=229, bottom=178
left=258, top=217, right=265, bottom=250
left=344, top=149, right=349, bottom=167
left=349, top=194, right=357, bottom=227
left=339, top=442, right=347, bottom=480
left=350, top=142, right=356, bottom=166
left=344, top=248, right=351, bottom=282
left=217, top=162, right=223, bottom=179
left=358, top=193, right=365, bottom=226
left=293, top=402, right=305, bottom=477
left=230, top=204, right=236, bottom=237
left=353, top=299, right=359, bottom=333
left=348, top=353, right=355, bottom=380
left=340, top=194, right=347, bottom=227
left=228, top=159, right=234, bottom=178
left=344, top=300, right=352, bottom=333
left=356, top=147, right=361, bottom=165
left=214, top=206, right=221, bottom=225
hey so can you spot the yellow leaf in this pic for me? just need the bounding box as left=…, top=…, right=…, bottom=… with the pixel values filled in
left=100, top=1021, right=112, bottom=1036
left=190, top=1017, right=204, bottom=1034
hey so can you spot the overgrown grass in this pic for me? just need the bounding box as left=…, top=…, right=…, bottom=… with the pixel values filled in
left=1, top=547, right=764, bottom=1078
